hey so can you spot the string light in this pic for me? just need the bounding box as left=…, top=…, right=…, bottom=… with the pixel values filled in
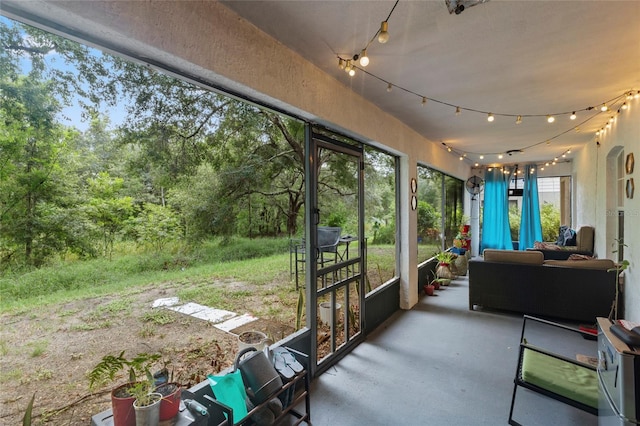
left=433, top=88, right=636, bottom=170
left=455, top=106, right=461, bottom=115
left=516, top=115, right=522, bottom=124
left=601, top=103, right=608, bottom=112
left=570, top=111, right=577, bottom=120
left=387, top=83, right=393, bottom=92
left=359, top=49, right=369, bottom=67
left=547, top=115, right=555, bottom=123
left=487, top=113, right=494, bottom=122
left=422, top=97, right=427, bottom=107
left=378, top=21, right=389, bottom=43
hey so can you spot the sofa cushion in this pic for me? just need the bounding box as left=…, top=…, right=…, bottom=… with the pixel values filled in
left=483, top=249, right=544, bottom=265
left=576, top=226, right=595, bottom=252
left=544, top=259, right=614, bottom=270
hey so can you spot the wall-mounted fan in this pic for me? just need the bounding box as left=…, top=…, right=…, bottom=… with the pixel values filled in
left=465, top=175, right=484, bottom=198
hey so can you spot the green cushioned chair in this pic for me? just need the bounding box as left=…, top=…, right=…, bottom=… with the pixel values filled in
left=508, top=315, right=598, bottom=426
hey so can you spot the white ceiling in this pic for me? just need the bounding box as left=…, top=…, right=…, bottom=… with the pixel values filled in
left=222, top=0, right=640, bottom=167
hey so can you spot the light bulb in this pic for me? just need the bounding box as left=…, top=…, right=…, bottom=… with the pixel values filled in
left=635, top=90, right=640, bottom=99
left=479, top=155, right=484, bottom=159
left=541, top=167, right=545, bottom=171
left=601, top=104, right=608, bottom=112
left=359, top=49, right=369, bottom=67
left=516, top=115, right=522, bottom=124
left=459, top=156, right=464, bottom=161
left=387, top=83, right=392, bottom=92
left=422, top=97, right=427, bottom=107
left=455, top=106, right=461, bottom=116
left=570, top=111, right=576, bottom=120
left=621, top=102, right=628, bottom=110
left=344, top=60, right=352, bottom=73
left=447, top=147, right=452, bottom=152
left=349, top=68, right=356, bottom=77
left=498, top=153, right=503, bottom=159
left=627, top=92, right=634, bottom=100
left=378, top=21, right=389, bottom=44
left=338, top=58, right=345, bottom=69
left=547, top=115, right=555, bottom=123
left=487, top=113, right=494, bottom=122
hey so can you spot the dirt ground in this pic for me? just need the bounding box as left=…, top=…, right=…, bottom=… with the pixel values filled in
left=0, top=281, right=295, bottom=425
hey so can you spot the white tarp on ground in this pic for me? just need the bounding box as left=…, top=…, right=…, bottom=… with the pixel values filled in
left=153, top=298, right=257, bottom=334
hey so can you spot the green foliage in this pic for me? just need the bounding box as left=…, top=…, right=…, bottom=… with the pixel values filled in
left=434, top=251, right=455, bottom=264
left=417, top=200, right=440, bottom=241
left=539, top=202, right=560, bottom=241
left=88, top=350, right=161, bottom=390
left=295, top=288, right=305, bottom=331
left=22, top=392, right=35, bottom=426
left=372, top=219, right=396, bottom=244
left=130, top=203, right=183, bottom=251
left=508, top=204, right=520, bottom=241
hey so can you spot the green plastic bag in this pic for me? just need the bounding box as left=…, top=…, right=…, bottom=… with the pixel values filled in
left=208, top=370, right=248, bottom=423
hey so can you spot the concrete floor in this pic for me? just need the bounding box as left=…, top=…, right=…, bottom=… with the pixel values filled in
left=303, top=275, right=598, bottom=426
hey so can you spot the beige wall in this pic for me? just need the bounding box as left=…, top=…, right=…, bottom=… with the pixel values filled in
left=574, top=100, right=640, bottom=322
left=3, top=0, right=471, bottom=309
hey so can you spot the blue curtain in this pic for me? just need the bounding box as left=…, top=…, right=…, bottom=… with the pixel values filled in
left=481, top=168, right=513, bottom=251
left=519, top=164, right=543, bottom=250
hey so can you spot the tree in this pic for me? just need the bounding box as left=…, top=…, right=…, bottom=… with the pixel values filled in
left=84, top=172, right=134, bottom=258
left=0, top=75, right=73, bottom=267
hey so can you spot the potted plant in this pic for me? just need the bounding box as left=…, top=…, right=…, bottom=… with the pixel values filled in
left=89, top=351, right=162, bottom=426
left=608, top=238, right=630, bottom=321
left=424, top=281, right=435, bottom=296
left=153, top=368, right=182, bottom=422
left=129, top=381, right=162, bottom=426
left=434, top=251, right=455, bottom=283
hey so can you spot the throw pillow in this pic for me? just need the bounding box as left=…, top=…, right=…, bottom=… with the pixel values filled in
left=568, top=253, right=594, bottom=261
left=534, top=241, right=561, bottom=250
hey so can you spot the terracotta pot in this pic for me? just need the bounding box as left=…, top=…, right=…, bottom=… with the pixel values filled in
left=424, top=284, right=435, bottom=296
left=155, top=382, right=182, bottom=421
left=111, top=383, right=137, bottom=426
left=432, top=280, right=441, bottom=290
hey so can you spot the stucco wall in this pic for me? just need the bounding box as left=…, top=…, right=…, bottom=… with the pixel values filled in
left=574, top=101, right=640, bottom=322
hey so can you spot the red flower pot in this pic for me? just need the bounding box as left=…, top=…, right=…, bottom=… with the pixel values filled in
left=111, top=383, right=137, bottom=426
left=424, top=284, right=435, bottom=296
left=155, top=382, right=182, bottom=421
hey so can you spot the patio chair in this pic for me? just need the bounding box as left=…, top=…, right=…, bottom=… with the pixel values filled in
left=290, top=226, right=342, bottom=290
left=317, top=226, right=341, bottom=266
left=508, top=315, right=598, bottom=426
